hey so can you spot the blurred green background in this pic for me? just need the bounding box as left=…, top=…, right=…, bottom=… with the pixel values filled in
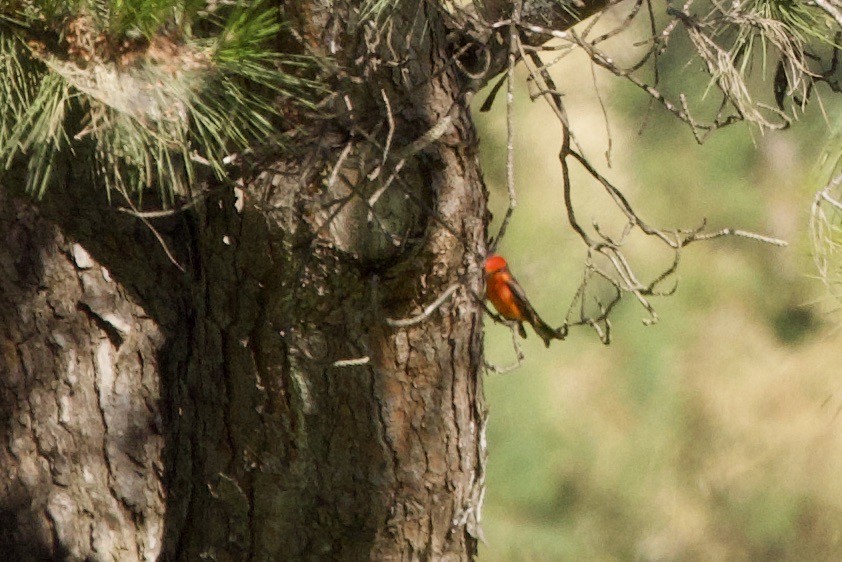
left=474, top=13, right=842, bottom=561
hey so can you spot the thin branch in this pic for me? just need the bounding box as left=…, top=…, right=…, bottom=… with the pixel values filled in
left=590, top=60, right=613, bottom=167
left=385, top=283, right=462, bottom=327
left=328, top=140, right=354, bottom=190
left=489, top=1, right=522, bottom=254
left=116, top=186, right=186, bottom=273
left=117, top=190, right=208, bottom=218
left=332, top=356, right=371, bottom=367
left=368, top=89, right=395, bottom=181
left=821, top=192, right=842, bottom=212
left=483, top=334, right=525, bottom=374
left=689, top=228, right=788, bottom=246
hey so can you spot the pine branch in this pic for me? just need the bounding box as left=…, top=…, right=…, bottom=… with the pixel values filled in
left=0, top=0, right=323, bottom=200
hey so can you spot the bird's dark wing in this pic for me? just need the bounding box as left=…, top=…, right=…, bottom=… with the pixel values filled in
left=505, top=273, right=560, bottom=347
left=503, top=272, right=534, bottom=314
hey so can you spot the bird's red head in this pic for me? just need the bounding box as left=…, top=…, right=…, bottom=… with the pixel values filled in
left=484, top=254, right=508, bottom=275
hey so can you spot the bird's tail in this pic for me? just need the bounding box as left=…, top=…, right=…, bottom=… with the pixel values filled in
left=527, top=313, right=563, bottom=348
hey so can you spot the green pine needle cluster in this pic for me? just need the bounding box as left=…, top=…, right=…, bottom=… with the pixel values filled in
left=699, top=0, right=839, bottom=124
left=720, top=0, right=838, bottom=70
left=0, top=0, right=321, bottom=201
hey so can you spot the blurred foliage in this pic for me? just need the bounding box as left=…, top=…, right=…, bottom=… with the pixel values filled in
left=811, top=122, right=842, bottom=313
left=475, top=13, right=842, bottom=560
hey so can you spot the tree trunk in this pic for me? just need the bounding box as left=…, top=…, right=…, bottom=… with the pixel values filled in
left=0, top=1, right=488, bottom=560
left=0, top=186, right=174, bottom=560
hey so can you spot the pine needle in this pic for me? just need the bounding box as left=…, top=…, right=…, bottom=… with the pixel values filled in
left=0, top=0, right=323, bottom=200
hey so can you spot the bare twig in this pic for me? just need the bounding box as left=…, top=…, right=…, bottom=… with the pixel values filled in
left=332, top=356, right=371, bottom=367
left=820, top=189, right=842, bottom=213
left=117, top=190, right=208, bottom=218
left=483, top=325, right=525, bottom=374
left=328, top=141, right=354, bottom=190
left=385, top=283, right=461, bottom=327
left=488, top=1, right=522, bottom=254
left=368, top=89, right=395, bottom=181
left=689, top=228, right=788, bottom=246
left=590, top=60, right=613, bottom=167
left=115, top=186, right=186, bottom=272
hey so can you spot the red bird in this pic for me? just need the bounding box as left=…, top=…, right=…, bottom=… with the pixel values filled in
left=484, top=254, right=560, bottom=347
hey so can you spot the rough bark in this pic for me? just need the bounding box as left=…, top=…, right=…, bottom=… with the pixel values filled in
left=0, top=185, right=176, bottom=561
left=0, top=0, right=489, bottom=560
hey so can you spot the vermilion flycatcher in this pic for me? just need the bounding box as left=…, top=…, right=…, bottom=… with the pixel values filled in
left=484, top=254, right=560, bottom=347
